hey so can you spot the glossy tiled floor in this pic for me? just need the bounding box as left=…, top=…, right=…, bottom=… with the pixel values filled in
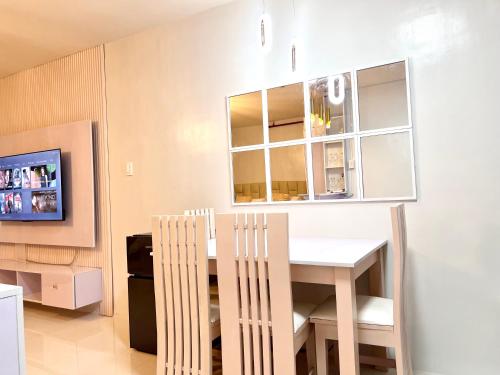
left=24, top=303, right=395, bottom=375
left=24, top=304, right=155, bottom=375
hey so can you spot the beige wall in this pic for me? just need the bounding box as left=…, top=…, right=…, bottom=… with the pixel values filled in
left=0, top=47, right=113, bottom=316
left=104, top=1, right=500, bottom=374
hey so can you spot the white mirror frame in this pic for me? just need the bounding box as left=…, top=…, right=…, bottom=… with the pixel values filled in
left=226, top=57, right=417, bottom=206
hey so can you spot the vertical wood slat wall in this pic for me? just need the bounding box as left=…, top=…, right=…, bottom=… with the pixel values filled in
left=0, top=46, right=113, bottom=316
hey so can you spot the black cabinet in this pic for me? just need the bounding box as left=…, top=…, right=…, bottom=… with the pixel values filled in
left=127, top=234, right=157, bottom=354
left=128, top=276, right=157, bottom=354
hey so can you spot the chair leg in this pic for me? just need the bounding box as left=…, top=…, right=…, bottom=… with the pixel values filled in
left=395, top=342, right=412, bottom=375
left=306, top=326, right=317, bottom=374
left=315, top=326, right=328, bottom=375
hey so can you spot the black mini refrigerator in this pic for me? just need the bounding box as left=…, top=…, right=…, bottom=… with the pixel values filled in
left=127, top=233, right=157, bottom=354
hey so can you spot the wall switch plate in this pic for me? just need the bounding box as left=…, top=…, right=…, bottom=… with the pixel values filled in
left=126, top=162, right=134, bottom=176
left=349, top=159, right=355, bottom=169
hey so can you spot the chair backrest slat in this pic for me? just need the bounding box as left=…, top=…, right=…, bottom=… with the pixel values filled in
left=153, top=217, right=167, bottom=375
left=391, top=204, right=407, bottom=333
left=196, top=215, right=212, bottom=373
left=256, top=214, right=272, bottom=375
left=215, top=213, right=243, bottom=374
left=162, top=218, right=176, bottom=375
left=237, top=214, right=253, bottom=374
left=186, top=216, right=200, bottom=373
left=216, top=213, right=296, bottom=375
left=178, top=218, right=191, bottom=373
left=184, top=208, right=216, bottom=239
left=266, top=213, right=295, bottom=375
left=247, top=214, right=263, bottom=375
left=169, top=218, right=184, bottom=373
left=153, top=215, right=212, bottom=375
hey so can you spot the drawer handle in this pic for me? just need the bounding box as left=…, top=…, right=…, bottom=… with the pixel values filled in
left=52, top=284, right=58, bottom=290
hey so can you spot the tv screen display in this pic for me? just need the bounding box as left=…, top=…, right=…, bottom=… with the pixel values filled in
left=0, top=149, right=64, bottom=221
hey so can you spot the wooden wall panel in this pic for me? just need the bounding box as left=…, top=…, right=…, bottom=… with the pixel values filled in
left=0, top=121, right=96, bottom=247
left=0, top=46, right=113, bottom=316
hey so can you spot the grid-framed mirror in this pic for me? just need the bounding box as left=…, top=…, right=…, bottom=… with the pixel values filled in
left=227, top=58, right=416, bottom=205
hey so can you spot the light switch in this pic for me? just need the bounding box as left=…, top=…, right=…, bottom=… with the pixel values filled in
left=349, top=159, right=355, bottom=169
left=126, top=162, right=134, bottom=176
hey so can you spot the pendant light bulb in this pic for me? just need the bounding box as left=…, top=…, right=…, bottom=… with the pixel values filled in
left=259, top=13, right=272, bottom=54
left=328, top=74, right=346, bottom=105
left=290, top=37, right=302, bottom=74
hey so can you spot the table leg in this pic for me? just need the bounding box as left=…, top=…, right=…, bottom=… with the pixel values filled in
left=368, top=246, right=389, bottom=371
left=335, top=267, right=360, bottom=375
left=369, top=244, right=385, bottom=297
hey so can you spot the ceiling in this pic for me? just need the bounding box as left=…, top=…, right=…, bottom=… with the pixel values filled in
left=0, top=0, right=233, bottom=78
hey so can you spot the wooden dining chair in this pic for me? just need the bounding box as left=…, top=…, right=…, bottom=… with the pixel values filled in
left=310, top=204, right=413, bottom=375
left=216, top=212, right=317, bottom=375
left=184, top=208, right=216, bottom=239
left=184, top=208, right=218, bottom=301
left=153, top=214, right=222, bottom=375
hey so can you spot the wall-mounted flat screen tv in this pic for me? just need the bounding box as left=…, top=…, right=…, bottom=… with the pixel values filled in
left=0, top=149, right=64, bottom=221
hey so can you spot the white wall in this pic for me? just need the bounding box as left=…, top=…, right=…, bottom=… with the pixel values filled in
left=105, top=1, right=500, bottom=374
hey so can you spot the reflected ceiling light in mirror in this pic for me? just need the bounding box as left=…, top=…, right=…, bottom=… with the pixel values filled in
left=259, top=13, right=272, bottom=54
left=328, top=75, right=345, bottom=105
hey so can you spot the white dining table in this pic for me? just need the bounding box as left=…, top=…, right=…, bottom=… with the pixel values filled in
left=207, top=236, right=388, bottom=375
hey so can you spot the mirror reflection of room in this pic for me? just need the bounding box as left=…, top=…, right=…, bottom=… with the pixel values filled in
left=267, top=83, right=305, bottom=142
left=312, top=139, right=357, bottom=199
left=229, top=91, right=264, bottom=147
left=357, top=61, right=409, bottom=131
left=270, top=145, right=308, bottom=201
left=361, top=132, right=413, bottom=199
left=309, top=73, right=353, bottom=137
left=228, top=60, right=416, bottom=204
left=232, top=149, right=267, bottom=203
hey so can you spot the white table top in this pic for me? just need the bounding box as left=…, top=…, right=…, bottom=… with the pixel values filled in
left=208, top=237, right=386, bottom=268
left=0, top=283, right=22, bottom=299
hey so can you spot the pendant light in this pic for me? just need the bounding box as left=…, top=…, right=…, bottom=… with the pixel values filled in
left=259, top=0, right=272, bottom=54
left=290, top=0, right=298, bottom=72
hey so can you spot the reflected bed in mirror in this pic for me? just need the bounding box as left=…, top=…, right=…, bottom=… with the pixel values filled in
left=270, top=145, right=308, bottom=202
left=232, top=149, right=267, bottom=203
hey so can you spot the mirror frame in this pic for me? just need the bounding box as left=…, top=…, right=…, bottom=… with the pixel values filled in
left=226, top=57, right=417, bottom=206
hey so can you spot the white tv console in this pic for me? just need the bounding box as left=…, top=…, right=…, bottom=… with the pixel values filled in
left=0, top=260, right=102, bottom=310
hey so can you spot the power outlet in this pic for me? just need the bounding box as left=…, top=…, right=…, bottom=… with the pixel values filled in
left=126, top=162, right=134, bottom=176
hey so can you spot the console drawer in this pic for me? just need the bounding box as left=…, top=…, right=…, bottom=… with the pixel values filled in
left=42, top=273, right=75, bottom=309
